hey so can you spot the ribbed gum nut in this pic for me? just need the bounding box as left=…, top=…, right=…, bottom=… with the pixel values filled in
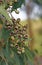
left=22, top=50, right=25, bottom=53
left=10, top=31, right=14, bottom=35
left=17, top=18, right=20, bottom=22
left=5, top=22, right=9, bottom=26
left=16, top=39, right=19, bottom=43
left=10, top=44, right=14, bottom=47
left=22, top=47, right=25, bottom=53
left=11, top=36, right=15, bottom=41
left=14, top=0, right=17, bottom=2
left=17, top=51, right=21, bottom=54
left=15, top=10, right=19, bottom=14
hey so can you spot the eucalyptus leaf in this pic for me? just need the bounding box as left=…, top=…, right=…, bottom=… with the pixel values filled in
left=12, top=0, right=25, bottom=11
left=0, top=5, right=12, bottom=22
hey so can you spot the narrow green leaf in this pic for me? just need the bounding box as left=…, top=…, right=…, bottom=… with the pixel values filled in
left=12, top=0, right=25, bottom=11
left=25, top=47, right=34, bottom=65
left=0, top=5, right=12, bottom=22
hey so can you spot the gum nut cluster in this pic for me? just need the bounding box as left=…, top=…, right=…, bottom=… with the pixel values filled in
left=4, top=18, right=28, bottom=54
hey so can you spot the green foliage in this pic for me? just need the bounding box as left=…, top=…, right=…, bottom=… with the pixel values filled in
left=12, top=0, right=25, bottom=11
left=33, top=0, right=42, bottom=5
left=1, top=0, right=25, bottom=10
left=0, top=5, right=12, bottom=22
left=0, top=15, right=35, bottom=65
left=0, top=0, right=25, bottom=22
left=0, top=0, right=35, bottom=65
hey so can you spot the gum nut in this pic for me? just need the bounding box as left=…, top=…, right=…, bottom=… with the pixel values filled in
left=14, top=0, right=17, bottom=2
left=17, top=18, right=20, bottom=22
left=22, top=47, right=25, bottom=50
left=21, top=40, right=24, bottom=43
left=22, top=49, right=25, bottom=53
left=15, top=44, right=18, bottom=48
left=18, top=35, right=21, bottom=38
left=22, top=48, right=25, bottom=53
left=11, top=36, right=15, bottom=41
left=7, top=27, right=11, bottom=30
left=12, top=19, right=16, bottom=23
left=23, top=28, right=26, bottom=31
left=15, top=26, right=18, bottom=29
left=24, top=25, right=27, bottom=28
left=12, top=18, right=15, bottom=21
left=17, top=51, right=21, bottom=54
left=10, top=44, right=14, bottom=47
left=24, top=34, right=27, bottom=37
left=15, top=10, right=19, bottom=14
left=21, top=35, right=22, bottom=37
left=11, top=31, right=14, bottom=34
left=19, top=35, right=22, bottom=37
left=18, top=47, right=22, bottom=51
left=8, top=26, right=11, bottom=28
left=16, top=40, right=19, bottom=43
left=15, top=27, right=18, bottom=30
left=25, top=34, right=28, bottom=37
left=6, top=22, right=10, bottom=26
